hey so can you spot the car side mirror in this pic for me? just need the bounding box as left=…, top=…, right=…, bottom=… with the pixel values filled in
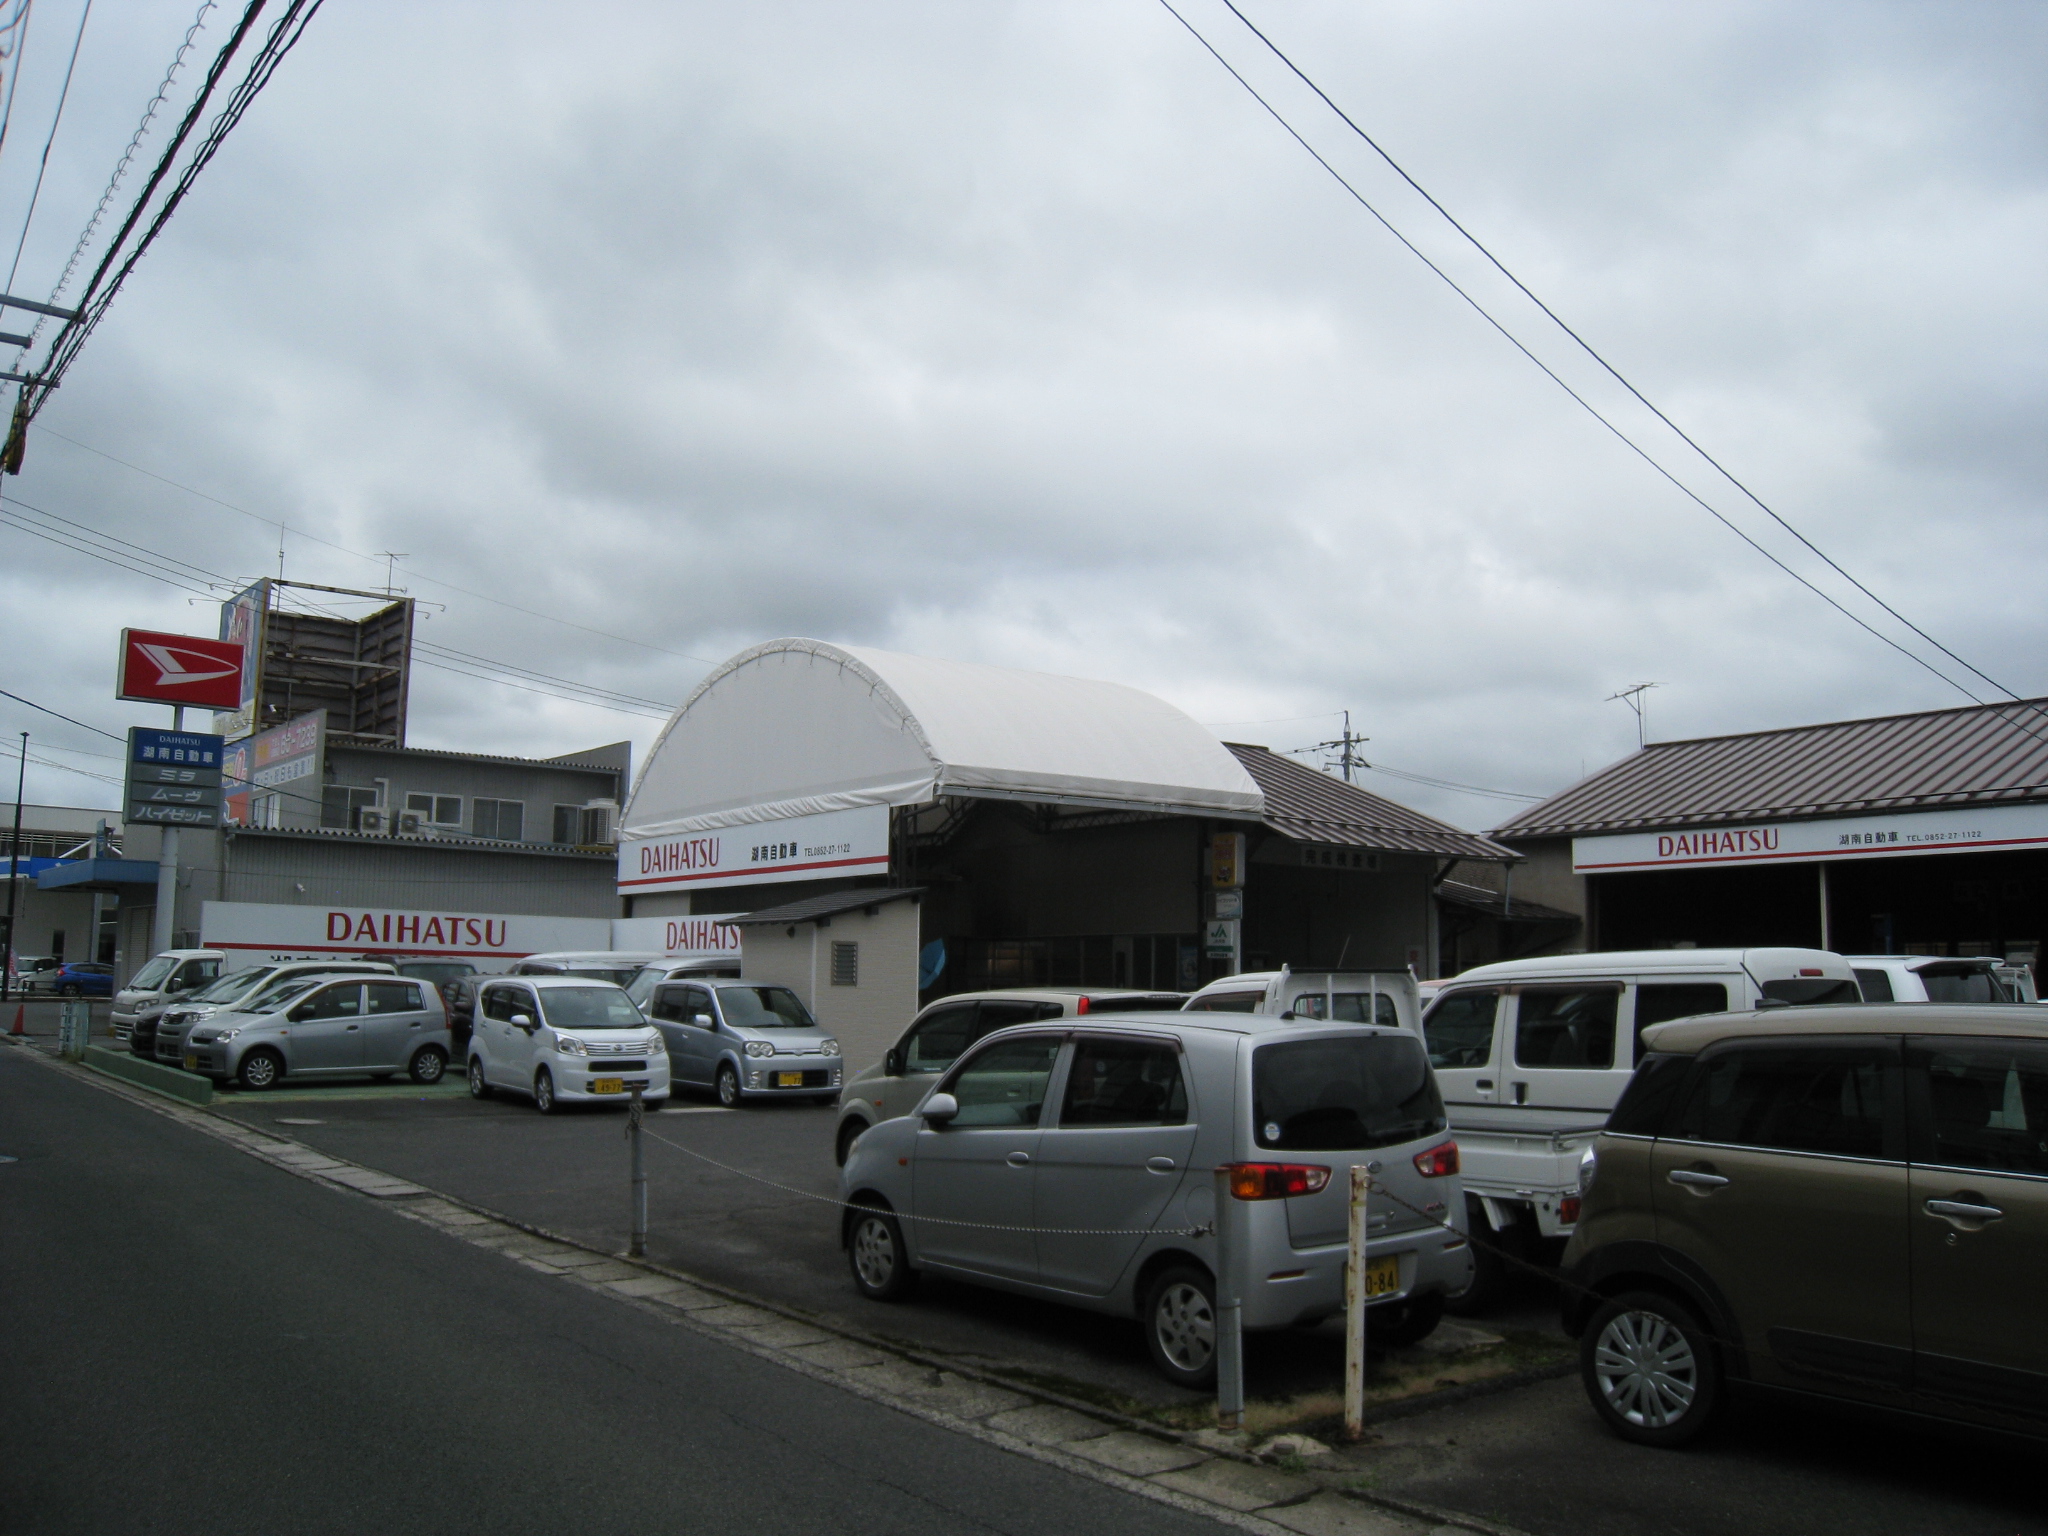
left=921, top=1091, right=959, bottom=1125
left=885, top=1046, right=904, bottom=1077
left=510, top=1013, right=534, bottom=1029
left=287, top=1005, right=312, bottom=1022
left=693, top=1013, right=714, bottom=1027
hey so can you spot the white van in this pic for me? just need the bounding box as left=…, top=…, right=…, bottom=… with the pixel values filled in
left=1182, top=968, right=1421, bottom=1032
left=1845, top=954, right=2039, bottom=1005
left=1419, top=946, right=1859, bottom=1309
left=510, top=951, right=663, bottom=989
left=111, top=949, right=228, bottom=1038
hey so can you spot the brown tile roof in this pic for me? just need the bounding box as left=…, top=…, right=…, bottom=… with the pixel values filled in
left=1226, top=744, right=1518, bottom=862
left=1494, top=698, right=2048, bottom=839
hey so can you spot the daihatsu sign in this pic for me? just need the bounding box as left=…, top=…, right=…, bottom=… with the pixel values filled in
left=117, top=628, right=245, bottom=709
left=201, top=900, right=610, bottom=961
left=618, top=804, right=890, bottom=895
left=1572, top=801, right=2048, bottom=873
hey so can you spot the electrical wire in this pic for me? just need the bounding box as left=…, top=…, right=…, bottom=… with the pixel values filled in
left=0, top=684, right=124, bottom=740
left=1157, top=1, right=2001, bottom=710
left=1214, top=0, right=2025, bottom=708
left=1, top=0, right=90, bottom=300
left=0, top=0, right=35, bottom=172
left=1277, top=742, right=1541, bottom=803
left=30, top=425, right=719, bottom=666
left=11, top=0, right=216, bottom=367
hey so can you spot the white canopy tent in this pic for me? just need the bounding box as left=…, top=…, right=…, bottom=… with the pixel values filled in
left=623, top=639, right=1264, bottom=838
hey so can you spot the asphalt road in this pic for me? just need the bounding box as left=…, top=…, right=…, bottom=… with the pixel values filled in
left=0, top=1048, right=1238, bottom=1536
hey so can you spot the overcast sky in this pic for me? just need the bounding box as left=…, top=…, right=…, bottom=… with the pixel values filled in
left=1, top=0, right=2042, bottom=830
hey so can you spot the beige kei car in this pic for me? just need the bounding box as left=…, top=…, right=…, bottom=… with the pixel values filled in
left=1564, top=1004, right=2048, bottom=1446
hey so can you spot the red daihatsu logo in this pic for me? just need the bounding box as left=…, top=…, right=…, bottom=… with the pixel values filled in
left=117, top=629, right=245, bottom=708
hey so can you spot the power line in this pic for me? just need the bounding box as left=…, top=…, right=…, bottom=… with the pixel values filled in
left=31, top=425, right=718, bottom=665
left=1214, top=0, right=2025, bottom=708
left=1156, top=1, right=1995, bottom=708
left=0, top=684, right=124, bottom=741
left=1, top=0, right=90, bottom=301
left=1276, top=742, right=1541, bottom=802
left=0, top=0, right=36, bottom=174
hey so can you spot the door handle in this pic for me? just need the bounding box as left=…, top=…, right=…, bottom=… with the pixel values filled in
left=345, top=1024, right=360, bottom=1031
left=1667, top=1169, right=1729, bottom=1190
left=1006, top=1151, right=1032, bottom=1168
left=1146, top=1156, right=1177, bottom=1173
left=1925, top=1197, right=2004, bottom=1224
left=1512, top=1082, right=1528, bottom=1104
left=1475, top=1079, right=1494, bottom=1091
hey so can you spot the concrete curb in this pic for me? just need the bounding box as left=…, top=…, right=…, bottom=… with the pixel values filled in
left=14, top=1036, right=1542, bottom=1536
left=79, top=1044, right=214, bottom=1105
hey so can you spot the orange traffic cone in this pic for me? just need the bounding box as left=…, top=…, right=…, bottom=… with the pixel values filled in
left=9, top=1004, right=22, bottom=1036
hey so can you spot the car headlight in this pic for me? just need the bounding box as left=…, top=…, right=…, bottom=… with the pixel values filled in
left=554, top=1034, right=588, bottom=1055
left=644, top=1035, right=666, bottom=1054
left=1578, top=1143, right=1598, bottom=1196
left=817, top=1038, right=840, bottom=1057
left=216, top=1028, right=240, bottom=1043
left=743, top=1040, right=776, bottom=1059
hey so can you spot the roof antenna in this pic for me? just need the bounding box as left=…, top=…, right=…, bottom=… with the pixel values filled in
left=1606, top=682, right=1660, bottom=748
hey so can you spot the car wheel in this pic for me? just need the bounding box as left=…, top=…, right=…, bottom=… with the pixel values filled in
left=409, top=1046, right=447, bottom=1085
left=467, top=1057, right=492, bottom=1099
left=534, top=1067, right=558, bottom=1114
left=716, top=1063, right=741, bottom=1108
left=237, top=1049, right=283, bottom=1091
left=835, top=1117, right=867, bottom=1167
left=1582, top=1290, right=1721, bottom=1447
left=59, top=984, right=80, bottom=997
left=1370, top=1291, right=1445, bottom=1351
left=1143, top=1264, right=1218, bottom=1389
left=847, top=1204, right=916, bottom=1301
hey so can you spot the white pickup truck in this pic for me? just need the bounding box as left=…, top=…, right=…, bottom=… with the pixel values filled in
left=1183, top=967, right=1421, bottom=1031
left=1418, top=947, right=1860, bottom=1309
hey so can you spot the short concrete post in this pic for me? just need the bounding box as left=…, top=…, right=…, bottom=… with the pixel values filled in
left=1213, top=1167, right=1245, bottom=1432
left=58, top=998, right=90, bottom=1061
left=1344, top=1164, right=1370, bottom=1441
left=627, top=1083, right=647, bottom=1258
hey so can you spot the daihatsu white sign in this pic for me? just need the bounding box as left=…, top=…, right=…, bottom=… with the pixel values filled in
left=617, top=803, right=890, bottom=895
left=1573, top=801, right=2048, bottom=873
left=201, top=900, right=610, bottom=963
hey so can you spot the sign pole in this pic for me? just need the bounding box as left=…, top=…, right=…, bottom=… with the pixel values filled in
left=150, top=706, right=184, bottom=959
left=2, top=730, right=24, bottom=1003
left=1344, top=1164, right=1370, bottom=1441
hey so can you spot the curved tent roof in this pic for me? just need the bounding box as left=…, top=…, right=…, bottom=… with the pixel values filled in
left=623, top=639, right=1265, bottom=838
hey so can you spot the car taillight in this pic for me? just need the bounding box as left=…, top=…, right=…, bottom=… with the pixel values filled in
left=1558, top=1195, right=1582, bottom=1225
left=1412, top=1142, right=1460, bottom=1178
left=1798, top=967, right=1823, bottom=977
left=1225, top=1163, right=1332, bottom=1199
left=1075, top=996, right=1090, bottom=1014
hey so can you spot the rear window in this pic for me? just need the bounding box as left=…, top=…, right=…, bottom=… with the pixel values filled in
left=1185, top=991, right=1261, bottom=1013
left=1252, top=1034, right=1447, bottom=1152
left=1918, top=966, right=2009, bottom=1004
left=1759, top=977, right=1860, bottom=1006
left=1287, top=992, right=1402, bottom=1028
left=1854, top=969, right=1895, bottom=1002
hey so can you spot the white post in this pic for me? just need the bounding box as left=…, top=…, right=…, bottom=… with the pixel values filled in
left=1344, top=1164, right=1370, bottom=1441
left=151, top=705, right=185, bottom=958
left=628, top=1082, right=647, bottom=1257
left=1213, top=1168, right=1245, bottom=1431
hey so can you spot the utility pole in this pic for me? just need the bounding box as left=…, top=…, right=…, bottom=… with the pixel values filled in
left=1607, top=683, right=1660, bottom=748
left=4, top=730, right=25, bottom=1003
left=1312, top=710, right=1369, bottom=784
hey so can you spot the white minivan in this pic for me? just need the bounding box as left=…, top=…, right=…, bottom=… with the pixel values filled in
left=1419, top=946, right=1859, bottom=1309
left=1845, top=954, right=2038, bottom=1004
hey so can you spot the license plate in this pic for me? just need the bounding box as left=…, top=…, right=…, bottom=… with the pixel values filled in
left=1365, top=1254, right=1400, bottom=1298
left=776, top=1071, right=805, bottom=1088
left=183, top=1054, right=197, bottom=1070
left=590, top=1078, right=623, bottom=1094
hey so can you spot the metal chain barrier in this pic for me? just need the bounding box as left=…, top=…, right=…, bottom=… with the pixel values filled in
left=639, top=1122, right=1211, bottom=1238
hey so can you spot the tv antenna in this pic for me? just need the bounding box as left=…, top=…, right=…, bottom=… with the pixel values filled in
left=1607, top=682, right=1661, bottom=747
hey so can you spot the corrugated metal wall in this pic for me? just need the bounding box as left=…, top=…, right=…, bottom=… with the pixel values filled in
left=216, top=831, right=619, bottom=919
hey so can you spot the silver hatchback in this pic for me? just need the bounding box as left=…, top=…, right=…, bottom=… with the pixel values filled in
left=839, top=1013, right=1474, bottom=1386
left=645, top=980, right=842, bottom=1107
left=185, top=976, right=454, bottom=1091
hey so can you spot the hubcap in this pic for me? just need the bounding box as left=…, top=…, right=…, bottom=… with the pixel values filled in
left=536, top=1073, right=552, bottom=1110
left=852, top=1216, right=895, bottom=1289
left=417, top=1052, right=443, bottom=1082
left=470, top=1061, right=486, bottom=1094
left=719, top=1070, right=737, bottom=1105
left=1593, top=1309, right=1699, bottom=1427
left=245, top=1056, right=276, bottom=1088
left=1154, top=1282, right=1215, bottom=1374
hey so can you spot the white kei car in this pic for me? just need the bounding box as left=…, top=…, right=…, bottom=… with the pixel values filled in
left=466, top=975, right=670, bottom=1113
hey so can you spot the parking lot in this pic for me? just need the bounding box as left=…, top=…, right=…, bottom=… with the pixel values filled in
left=169, top=1063, right=2047, bottom=1536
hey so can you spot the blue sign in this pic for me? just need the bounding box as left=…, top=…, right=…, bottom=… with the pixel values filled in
left=129, top=728, right=224, bottom=769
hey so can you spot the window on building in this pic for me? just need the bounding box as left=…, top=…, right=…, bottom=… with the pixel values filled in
left=321, top=785, right=379, bottom=830
left=831, top=941, right=859, bottom=987
left=405, top=793, right=462, bottom=826
left=473, top=799, right=524, bottom=841
left=553, top=804, right=613, bottom=845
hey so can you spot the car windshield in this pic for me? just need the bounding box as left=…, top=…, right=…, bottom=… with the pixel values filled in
left=538, top=987, right=646, bottom=1030
left=128, top=956, right=176, bottom=989
left=241, top=976, right=328, bottom=1014
left=551, top=964, right=643, bottom=987
left=1252, top=1034, right=1448, bottom=1152
left=188, top=969, right=272, bottom=1004
left=624, top=967, right=663, bottom=1008
left=716, top=986, right=815, bottom=1029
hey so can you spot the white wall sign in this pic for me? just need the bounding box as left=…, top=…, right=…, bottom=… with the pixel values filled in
left=610, top=915, right=744, bottom=956
left=201, top=900, right=611, bottom=962
left=1204, top=918, right=1240, bottom=959
left=618, top=803, right=891, bottom=895
left=1573, top=801, right=2048, bottom=874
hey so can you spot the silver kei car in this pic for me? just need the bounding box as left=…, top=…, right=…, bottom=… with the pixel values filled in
left=185, top=975, right=454, bottom=1091
left=642, top=979, right=841, bottom=1107
left=839, top=1012, right=1474, bottom=1387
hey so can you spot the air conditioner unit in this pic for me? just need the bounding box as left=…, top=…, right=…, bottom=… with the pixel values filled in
left=581, top=800, right=617, bottom=845
left=357, top=808, right=392, bottom=834
left=397, top=810, right=427, bottom=836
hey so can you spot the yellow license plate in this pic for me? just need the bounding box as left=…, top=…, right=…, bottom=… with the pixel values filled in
left=1365, top=1255, right=1400, bottom=1298
left=776, top=1071, right=805, bottom=1088
left=590, top=1078, right=623, bottom=1094
left=183, top=1054, right=197, bottom=1070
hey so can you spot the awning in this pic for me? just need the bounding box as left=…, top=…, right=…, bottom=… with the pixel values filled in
left=624, top=639, right=1265, bottom=838
left=36, top=858, right=161, bottom=893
